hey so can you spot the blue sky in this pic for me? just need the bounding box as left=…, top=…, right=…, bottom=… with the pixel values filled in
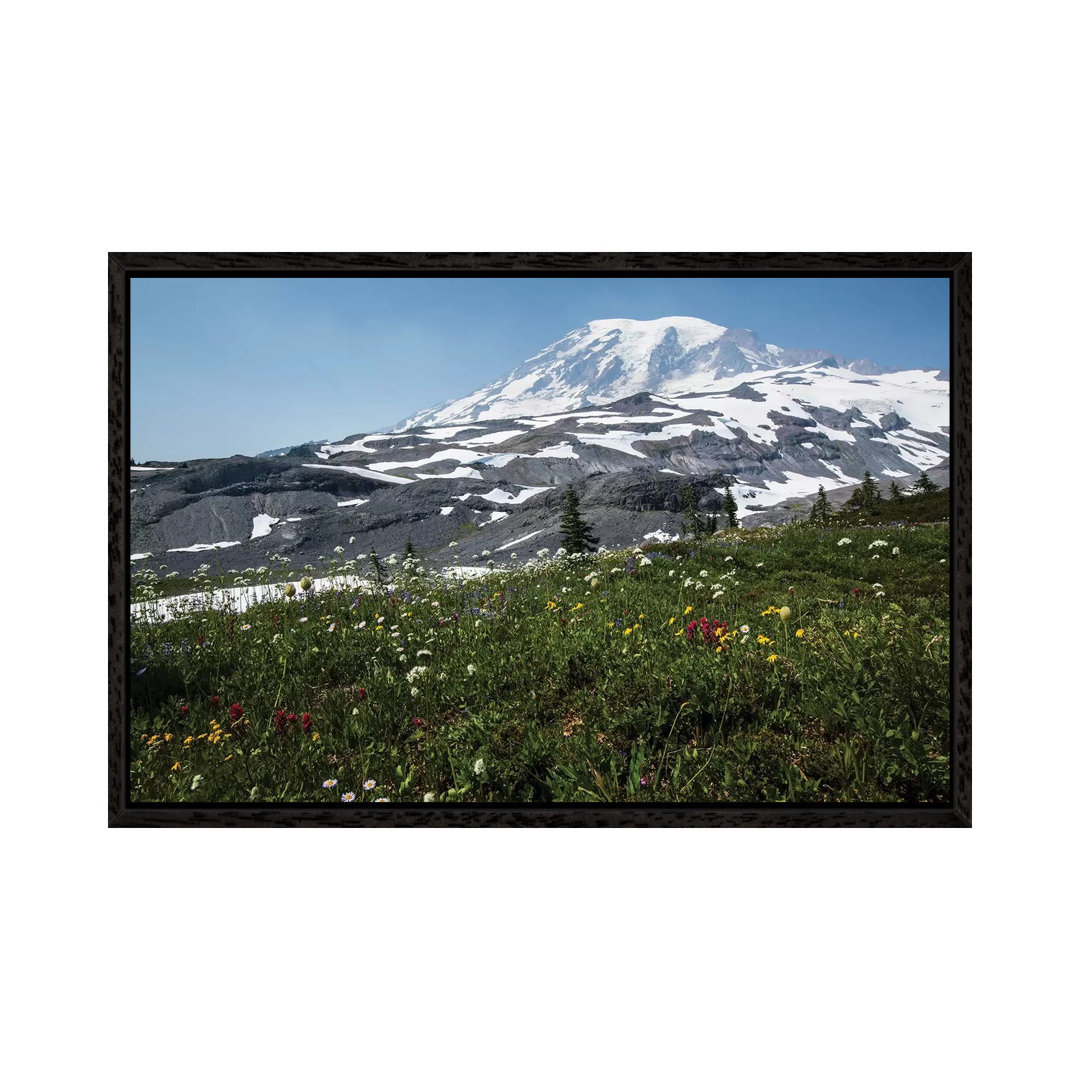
left=131, top=276, right=949, bottom=461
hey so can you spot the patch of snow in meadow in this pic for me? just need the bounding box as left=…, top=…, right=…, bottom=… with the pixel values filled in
left=250, top=514, right=279, bottom=539
left=883, top=468, right=912, bottom=478
left=441, top=565, right=494, bottom=579
left=495, top=529, right=544, bottom=551
left=130, top=552, right=153, bottom=560
left=336, top=498, right=369, bottom=508
left=285, top=517, right=303, bottom=522
left=478, top=511, right=510, bottom=527
left=800, top=442, right=816, bottom=449
left=439, top=506, right=455, bottom=515
left=659, top=469, right=682, bottom=475
left=131, top=465, right=175, bottom=471
left=166, top=537, right=243, bottom=548
left=131, top=573, right=371, bottom=622
left=301, top=463, right=414, bottom=484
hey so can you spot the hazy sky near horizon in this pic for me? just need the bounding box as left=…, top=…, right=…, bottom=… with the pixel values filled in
left=131, top=276, right=949, bottom=460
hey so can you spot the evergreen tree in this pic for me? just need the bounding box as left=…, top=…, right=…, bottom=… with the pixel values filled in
left=889, top=481, right=903, bottom=500
left=720, top=477, right=739, bottom=529
left=858, top=470, right=881, bottom=508
left=809, top=485, right=831, bottom=523
left=680, top=485, right=715, bottom=540
left=404, top=537, right=416, bottom=559
left=559, top=486, right=598, bottom=554
left=913, top=471, right=939, bottom=494
left=368, top=546, right=386, bottom=586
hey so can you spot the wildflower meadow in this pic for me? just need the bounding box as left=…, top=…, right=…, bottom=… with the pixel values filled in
left=130, top=517, right=950, bottom=804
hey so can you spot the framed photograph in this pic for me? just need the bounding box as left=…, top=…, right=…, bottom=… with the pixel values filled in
left=109, top=253, right=971, bottom=826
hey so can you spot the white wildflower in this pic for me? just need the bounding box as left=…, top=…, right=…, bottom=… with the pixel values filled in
left=838, top=538, right=852, bottom=546
left=473, top=757, right=485, bottom=776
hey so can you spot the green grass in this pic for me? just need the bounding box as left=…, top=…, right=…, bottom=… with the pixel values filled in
left=129, top=519, right=950, bottom=805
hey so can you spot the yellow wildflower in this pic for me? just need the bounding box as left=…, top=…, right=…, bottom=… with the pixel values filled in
left=312, top=732, right=320, bottom=742
left=171, top=761, right=181, bottom=771
left=224, top=754, right=233, bottom=761
left=607, top=622, right=615, bottom=629
left=183, top=735, right=194, bottom=746
left=547, top=601, right=558, bottom=610
left=757, top=635, right=773, bottom=645
left=684, top=606, right=693, bottom=615
left=766, top=654, right=780, bottom=663
left=796, top=628, right=805, bottom=638
left=624, top=627, right=633, bottom=636
left=164, top=733, right=173, bottom=742
left=668, top=617, right=675, bottom=625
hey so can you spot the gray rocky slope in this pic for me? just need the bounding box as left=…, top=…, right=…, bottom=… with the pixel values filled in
left=130, top=318, right=950, bottom=577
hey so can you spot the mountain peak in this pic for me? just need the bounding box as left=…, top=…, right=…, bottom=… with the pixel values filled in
left=395, top=317, right=881, bottom=430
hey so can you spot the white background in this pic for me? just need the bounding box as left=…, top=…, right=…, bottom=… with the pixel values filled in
left=4, top=1, right=1076, bottom=1077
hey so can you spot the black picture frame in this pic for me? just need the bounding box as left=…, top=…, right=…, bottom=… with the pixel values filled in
left=109, top=252, right=971, bottom=827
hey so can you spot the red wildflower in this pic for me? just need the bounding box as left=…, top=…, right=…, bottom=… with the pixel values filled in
left=853, top=587, right=861, bottom=596
left=229, top=703, right=244, bottom=722
left=180, top=705, right=188, bottom=715
left=357, top=687, right=367, bottom=701
left=301, top=713, right=313, bottom=732
left=211, top=695, right=220, bottom=706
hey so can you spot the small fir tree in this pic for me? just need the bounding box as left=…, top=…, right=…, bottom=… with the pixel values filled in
left=889, top=481, right=903, bottom=500
left=809, top=485, right=831, bottom=523
left=680, top=485, right=715, bottom=540
left=368, top=546, right=386, bottom=586
left=858, top=470, right=881, bottom=508
left=559, top=486, right=599, bottom=555
left=404, top=537, right=416, bottom=559
left=913, top=471, right=939, bottom=494
left=720, top=478, right=739, bottom=528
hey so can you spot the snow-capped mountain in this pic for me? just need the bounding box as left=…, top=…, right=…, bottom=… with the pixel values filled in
left=131, top=317, right=949, bottom=576
left=395, top=316, right=886, bottom=430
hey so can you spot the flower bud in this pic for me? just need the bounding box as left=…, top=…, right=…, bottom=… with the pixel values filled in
left=300, top=577, right=313, bottom=591
left=284, top=582, right=296, bottom=598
